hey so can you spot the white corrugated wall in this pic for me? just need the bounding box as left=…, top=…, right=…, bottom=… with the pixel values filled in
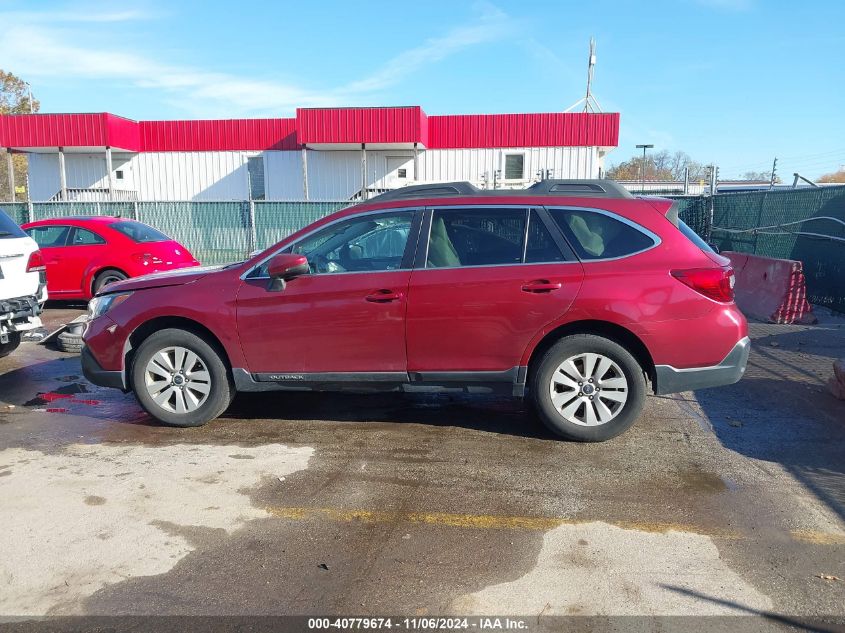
left=133, top=152, right=252, bottom=200
left=26, top=146, right=603, bottom=201
left=27, top=152, right=135, bottom=201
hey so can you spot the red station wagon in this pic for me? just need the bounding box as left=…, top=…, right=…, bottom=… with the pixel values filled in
left=82, top=180, right=750, bottom=441
left=22, top=217, right=200, bottom=300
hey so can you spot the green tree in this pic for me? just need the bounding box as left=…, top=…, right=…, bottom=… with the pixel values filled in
left=1, top=70, right=40, bottom=202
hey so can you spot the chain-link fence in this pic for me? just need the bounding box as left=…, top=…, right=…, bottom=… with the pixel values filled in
left=2, top=188, right=844, bottom=312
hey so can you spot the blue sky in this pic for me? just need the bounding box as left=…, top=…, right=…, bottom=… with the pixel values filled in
left=1, top=0, right=843, bottom=178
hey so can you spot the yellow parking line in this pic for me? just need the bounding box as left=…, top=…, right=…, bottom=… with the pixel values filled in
left=789, top=529, right=845, bottom=545
left=264, top=506, right=745, bottom=539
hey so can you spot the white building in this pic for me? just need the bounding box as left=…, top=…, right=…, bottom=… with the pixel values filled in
left=1, top=107, right=620, bottom=202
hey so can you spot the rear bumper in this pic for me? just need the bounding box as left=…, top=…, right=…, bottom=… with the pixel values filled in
left=0, top=295, right=41, bottom=323
left=654, top=336, right=750, bottom=395
left=81, top=345, right=127, bottom=391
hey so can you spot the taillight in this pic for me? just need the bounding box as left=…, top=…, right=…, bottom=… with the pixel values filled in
left=26, top=250, right=46, bottom=272
left=671, top=266, right=735, bottom=302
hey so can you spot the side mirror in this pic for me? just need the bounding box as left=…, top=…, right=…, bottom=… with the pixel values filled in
left=267, top=253, right=309, bottom=291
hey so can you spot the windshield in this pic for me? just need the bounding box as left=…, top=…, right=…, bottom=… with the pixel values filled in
left=109, top=220, right=170, bottom=243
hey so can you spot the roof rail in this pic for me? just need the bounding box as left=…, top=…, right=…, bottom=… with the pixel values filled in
left=363, top=179, right=632, bottom=203
left=366, top=182, right=480, bottom=202
left=525, top=179, right=633, bottom=198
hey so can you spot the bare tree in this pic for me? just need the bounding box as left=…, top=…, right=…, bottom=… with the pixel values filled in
left=606, top=150, right=706, bottom=182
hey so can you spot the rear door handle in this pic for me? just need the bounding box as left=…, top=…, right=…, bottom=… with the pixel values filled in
left=365, top=289, right=404, bottom=303
left=521, top=280, right=562, bottom=293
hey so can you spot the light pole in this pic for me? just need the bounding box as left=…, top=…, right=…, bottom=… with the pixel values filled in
left=636, top=144, right=653, bottom=193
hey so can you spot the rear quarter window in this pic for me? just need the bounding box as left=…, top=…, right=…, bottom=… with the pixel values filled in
left=550, top=208, right=657, bottom=260
left=109, top=220, right=169, bottom=243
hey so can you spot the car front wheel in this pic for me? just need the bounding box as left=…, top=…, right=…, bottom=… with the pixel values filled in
left=131, top=328, right=234, bottom=427
left=531, top=334, right=646, bottom=442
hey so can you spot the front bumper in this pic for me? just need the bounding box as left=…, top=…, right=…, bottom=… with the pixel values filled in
left=654, top=336, right=751, bottom=395
left=81, top=346, right=127, bottom=391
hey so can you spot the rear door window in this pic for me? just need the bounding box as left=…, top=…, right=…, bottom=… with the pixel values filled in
left=427, top=208, right=526, bottom=268
left=26, top=225, right=71, bottom=248
left=550, top=208, right=656, bottom=260
left=525, top=209, right=566, bottom=263
left=68, top=228, right=106, bottom=246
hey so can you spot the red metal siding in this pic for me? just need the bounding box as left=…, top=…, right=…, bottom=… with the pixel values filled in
left=103, top=113, right=141, bottom=150
left=1, top=109, right=620, bottom=152
left=427, top=112, right=620, bottom=148
left=296, top=107, right=427, bottom=145
left=0, top=113, right=110, bottom=149
left=139, top=118, right=298, bottom=151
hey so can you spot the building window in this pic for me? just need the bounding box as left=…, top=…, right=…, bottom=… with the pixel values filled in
left=504, top=154, right=524, bottom=180
left=247, top=156, right=265, bottom=201
left=397, top=168, right=407, bottom=179
left=115, top=170, right=124, bottom=180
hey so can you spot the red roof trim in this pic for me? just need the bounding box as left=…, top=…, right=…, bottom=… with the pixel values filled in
left=297, top=106, right=427, bottom=145
left=1, top=108, right=619, bottom=151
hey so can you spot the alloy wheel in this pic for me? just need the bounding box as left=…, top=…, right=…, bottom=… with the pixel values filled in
left=548, top=352, right=629, bottom=426
left=144, top=346, right=212, bottom=414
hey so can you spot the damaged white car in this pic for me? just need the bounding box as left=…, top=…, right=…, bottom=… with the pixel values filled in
left=0, top=212, right=47, bottom=358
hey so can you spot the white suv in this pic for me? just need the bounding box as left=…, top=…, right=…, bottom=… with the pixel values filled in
left=0, top=212, right=46, bottom=358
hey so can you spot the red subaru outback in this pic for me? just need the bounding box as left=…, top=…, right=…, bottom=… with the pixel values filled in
left=82, top=180, right=749, bottom=441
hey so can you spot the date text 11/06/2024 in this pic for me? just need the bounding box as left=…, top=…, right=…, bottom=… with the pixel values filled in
left=307, top=617, right=529, bottom=630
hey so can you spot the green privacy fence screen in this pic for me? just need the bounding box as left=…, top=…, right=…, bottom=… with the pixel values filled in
left=669, top=186, right=845, bottom=313
left=2, top=188, right=844, bottom=311
left=0, top=200, right=349, bottom=265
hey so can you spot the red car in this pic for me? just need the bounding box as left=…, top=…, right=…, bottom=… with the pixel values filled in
left=82, top=180, right=749, bottom=441
left=22, top=217, right=199, bottom=300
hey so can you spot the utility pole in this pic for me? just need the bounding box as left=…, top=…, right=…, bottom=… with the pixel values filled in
left=769, top=157, right=778, bottom=189
left=24, top=82, right=33, bottom=113
left=636, top=144, right=654, bottom=193
left=565, top=38, right=602, bottom=113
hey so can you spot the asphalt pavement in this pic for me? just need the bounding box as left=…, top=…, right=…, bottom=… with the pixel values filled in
left=0, top=304, right=843, bottom=629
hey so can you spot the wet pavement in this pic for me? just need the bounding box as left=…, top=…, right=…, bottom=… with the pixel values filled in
left=0, top=304, right=844, bottom=623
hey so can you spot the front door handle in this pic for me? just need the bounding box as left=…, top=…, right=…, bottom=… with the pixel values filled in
left=521, top=280, right=562, bottom=293
left=365, top=289, right=404, bottom=303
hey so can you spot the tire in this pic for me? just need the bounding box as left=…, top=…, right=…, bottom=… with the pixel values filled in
left=130, top=328, right=234, bottom=427
left=57, top=330, right=83, bottom=354
left=0, top=332, right=21, bottom=359
left=93, top=269, right=128, bottom=294
left=531, top=334, right=646, bottom=442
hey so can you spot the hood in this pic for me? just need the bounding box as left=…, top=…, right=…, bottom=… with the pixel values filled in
left=96, top=264, right=229, bottom=295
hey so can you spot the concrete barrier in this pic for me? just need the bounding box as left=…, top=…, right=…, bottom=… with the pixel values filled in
left=723, top=251, right=816, bottom=324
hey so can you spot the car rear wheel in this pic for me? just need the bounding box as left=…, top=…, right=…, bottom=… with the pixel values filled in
left=531, top=334, right=646, bottom=442
left=93, top=269, right=127, bottom=294
left=130, top=328, right=234, bottom=427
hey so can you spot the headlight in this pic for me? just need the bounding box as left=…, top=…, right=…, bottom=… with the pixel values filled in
left=87, top=292, right=132, bottom=320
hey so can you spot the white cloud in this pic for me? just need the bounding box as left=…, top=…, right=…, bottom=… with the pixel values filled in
left=0, top=2, right=518, bottom=117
